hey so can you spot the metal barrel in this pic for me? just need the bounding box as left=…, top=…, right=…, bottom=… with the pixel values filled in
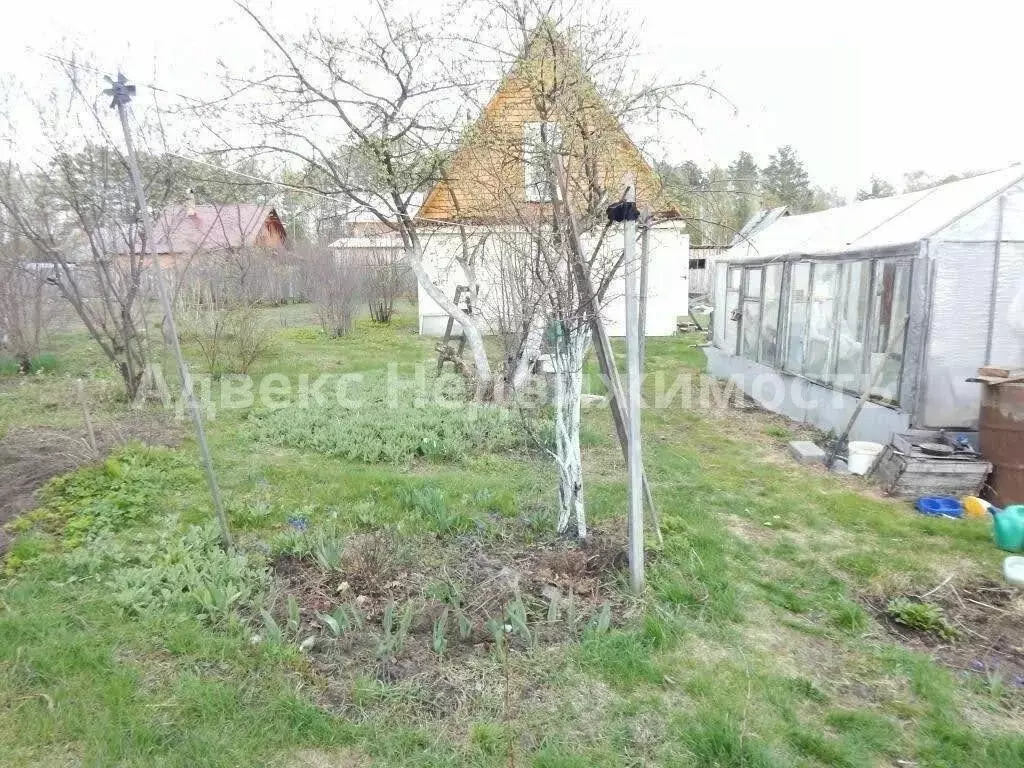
left=979, top=380, right=1024, bottom=507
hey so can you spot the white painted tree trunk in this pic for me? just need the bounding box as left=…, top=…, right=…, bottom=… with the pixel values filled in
left=403, top=245, right=495, bottom=399
left=553, top=327, right=590, bottom=538
left=510, top=314, right=546, bottom=393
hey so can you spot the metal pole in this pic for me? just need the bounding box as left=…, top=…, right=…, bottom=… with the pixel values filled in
left=985, top=195, right=1005, bottom=364
left=623, top=179, right=644, bottom=594
left=638, top=222, right=650, bottom=368
left=552, top=159, right=662, bottom=545
left=107, top=75, right=232, bottom=550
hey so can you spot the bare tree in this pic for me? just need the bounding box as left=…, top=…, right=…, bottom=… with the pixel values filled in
left=218, top=0, right=700, bottom=401
left=297, top=243, right=365, bottom=337
left=221, top=0, right=703, bottom=534
left=0, top=150, right=152, bottom=397
left=215, top=1, right=500, bottom=395
left=0, top=61, right=189, bottom=398
left=361, top=246, right=409, bottom=324
left=0, top=234, right=55, bottom=370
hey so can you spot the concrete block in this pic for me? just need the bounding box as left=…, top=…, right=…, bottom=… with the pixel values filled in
left=788, top=440, right=826, bottom=465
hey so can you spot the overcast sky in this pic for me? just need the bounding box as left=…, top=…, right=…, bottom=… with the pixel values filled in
left=1, top=0, right=1020, bottom=200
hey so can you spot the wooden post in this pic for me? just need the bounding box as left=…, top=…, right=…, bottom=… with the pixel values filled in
left=622, top=179, right=644, bottom=594
left=76, top=379, right=98, bottom=457
left=552, top=161, right=662, bottom=546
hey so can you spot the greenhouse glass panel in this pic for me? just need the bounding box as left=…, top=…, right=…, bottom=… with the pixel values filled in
left=759, top=263, right=783, bottom=364
left=869, top=261, right=912, bottom=401
left=804, top=263, right=839, bottom=380
left=785, top=262, right=811, bottom=373
left=834, top=261, right=872, bottom=389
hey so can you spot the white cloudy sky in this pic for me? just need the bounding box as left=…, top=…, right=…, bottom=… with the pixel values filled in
left=1, top=0, right=1020, bottom=200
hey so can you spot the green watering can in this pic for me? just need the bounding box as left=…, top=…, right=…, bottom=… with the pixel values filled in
left=992, top=506, right=1024, bottom=552
left=963, top=498, right=1024, bottom=552
left=989, top=504, right=1024, bottom=552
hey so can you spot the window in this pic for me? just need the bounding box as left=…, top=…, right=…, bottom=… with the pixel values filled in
left=833, top=261, right=872, bottom=388
left=868, top=261, right=911, bottom=401
left=759, top=264, right=783, bottom=364
left=724, top=267, right=741, bottom=354
left=741, top=268, right=762, bottom=359
left=785, top=262, right=811, bottom=372
left=776, top=258, right=911, bottom=402
left=804, top=263, right=839, bottom=380
left=524, top=122, right=562, bottom=202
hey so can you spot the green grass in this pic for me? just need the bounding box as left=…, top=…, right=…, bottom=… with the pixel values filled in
left=0, top=305, right=1020, bottom=766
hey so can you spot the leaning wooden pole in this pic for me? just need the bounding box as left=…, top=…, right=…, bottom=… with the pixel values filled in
left=107, top=73, right=232, bottom=550
left=553, top=161, right=662, bottom=547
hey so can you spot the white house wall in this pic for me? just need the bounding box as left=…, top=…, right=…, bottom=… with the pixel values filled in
left=417, top=224, right=689, bottom=337
left=592, top=224, right=689, bottom=336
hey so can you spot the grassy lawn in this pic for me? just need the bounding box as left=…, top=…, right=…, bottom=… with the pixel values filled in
left=0, top=303, right=1021, bottom=767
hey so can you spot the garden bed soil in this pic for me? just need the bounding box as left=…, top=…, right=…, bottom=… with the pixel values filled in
left=0, top=418, right=181, bottom=550
left=269, top=527, right=637, bottom=716
left=868, top=580, right=1024, bottom=690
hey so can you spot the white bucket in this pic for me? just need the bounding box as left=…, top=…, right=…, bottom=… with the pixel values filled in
left=848, top=441, right=884, bottom=475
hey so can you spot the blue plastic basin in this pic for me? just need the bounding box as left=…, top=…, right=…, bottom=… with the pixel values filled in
left=916, top=497, right=964, bottom=518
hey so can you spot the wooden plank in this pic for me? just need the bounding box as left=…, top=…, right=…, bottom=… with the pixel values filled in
left=886, top=477, right=988, bottom=499
left=968, top=373, right=1024, bottom=385
left=979, top=366, right=1024, bottom=378
left=900, top=460, right=992, bottom=476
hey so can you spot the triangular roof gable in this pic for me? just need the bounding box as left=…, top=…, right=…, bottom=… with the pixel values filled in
left=418, top=25, right=679, bottom=222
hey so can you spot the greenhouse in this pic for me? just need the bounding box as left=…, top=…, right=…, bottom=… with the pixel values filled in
left=705, top=166, right=1024, bottom=443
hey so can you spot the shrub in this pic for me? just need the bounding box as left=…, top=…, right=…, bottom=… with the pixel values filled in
left=251, top=398, right=529, bottom=463
left=0, top=353, right=59, bottom=375
left=228, top=306, right=272, bottom=374
left=30, top=352, right=59, bottom=373
left=297, top=244, right=364, bottom=337
left=180, top=305, right=272, bottom=375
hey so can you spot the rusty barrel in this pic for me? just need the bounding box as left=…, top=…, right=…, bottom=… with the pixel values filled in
left=979, top=380, right=1024, bottom=507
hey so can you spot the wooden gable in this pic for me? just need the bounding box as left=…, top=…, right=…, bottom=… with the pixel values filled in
left=418, top=27, right=680, bottom=223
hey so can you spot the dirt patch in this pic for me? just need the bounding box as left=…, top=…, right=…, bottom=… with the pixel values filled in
left=268, top=527, right=636, bottom=717
left=867, top=580, right=1024, bottom=690
left=0, top=416, right=181, bottom=547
